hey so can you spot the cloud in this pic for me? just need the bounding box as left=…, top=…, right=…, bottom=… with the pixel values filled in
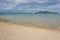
left=6, top=0, right=49, bottom=3
left=0, top=0, right=60, bottom=13
left=58, top=0, right=60, bottom=1
left=45, top=3, right=60, bottom=12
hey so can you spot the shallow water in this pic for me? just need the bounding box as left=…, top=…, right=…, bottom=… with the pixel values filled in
left=0, top=14, right=60, bottom=29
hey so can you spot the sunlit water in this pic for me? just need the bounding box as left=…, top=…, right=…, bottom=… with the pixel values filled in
left=0, top=14, right=60, bottom=29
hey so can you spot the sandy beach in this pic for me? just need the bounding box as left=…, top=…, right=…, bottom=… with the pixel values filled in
left=0, top=22, right=60, bottom=40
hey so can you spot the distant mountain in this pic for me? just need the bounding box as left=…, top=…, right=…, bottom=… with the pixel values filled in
left=35, top=11, right=58, bottom=14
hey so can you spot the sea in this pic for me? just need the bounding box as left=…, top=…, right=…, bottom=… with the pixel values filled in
left=0, top=13, right=60, bottom=29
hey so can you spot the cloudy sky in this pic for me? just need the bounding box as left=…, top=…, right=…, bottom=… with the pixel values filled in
left=0, top=0, right=60, bottom=13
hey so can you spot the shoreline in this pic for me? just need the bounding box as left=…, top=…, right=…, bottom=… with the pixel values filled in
left=0, top=18, right=60, bottom=31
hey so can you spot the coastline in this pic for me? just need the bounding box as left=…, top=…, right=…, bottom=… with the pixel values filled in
left=0, top=18, right=60, bottom=30
left=0, top=22, right=60, bottom=40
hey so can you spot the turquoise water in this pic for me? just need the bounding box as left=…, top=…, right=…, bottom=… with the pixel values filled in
left=0, top=14, right=60, bottom=29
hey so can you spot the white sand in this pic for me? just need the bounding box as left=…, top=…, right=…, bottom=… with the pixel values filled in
left=0, top=22, right=60, bottom=40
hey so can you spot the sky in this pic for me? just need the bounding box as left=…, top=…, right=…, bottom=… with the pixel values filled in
left=0, top=0, right=60, bottom=13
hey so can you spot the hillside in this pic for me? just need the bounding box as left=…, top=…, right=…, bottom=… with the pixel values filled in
left=35, top=11, right=58, bottom=14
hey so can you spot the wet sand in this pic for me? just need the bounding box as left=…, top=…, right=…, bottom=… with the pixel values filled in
left=0, top=22, right=60, bottom=40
